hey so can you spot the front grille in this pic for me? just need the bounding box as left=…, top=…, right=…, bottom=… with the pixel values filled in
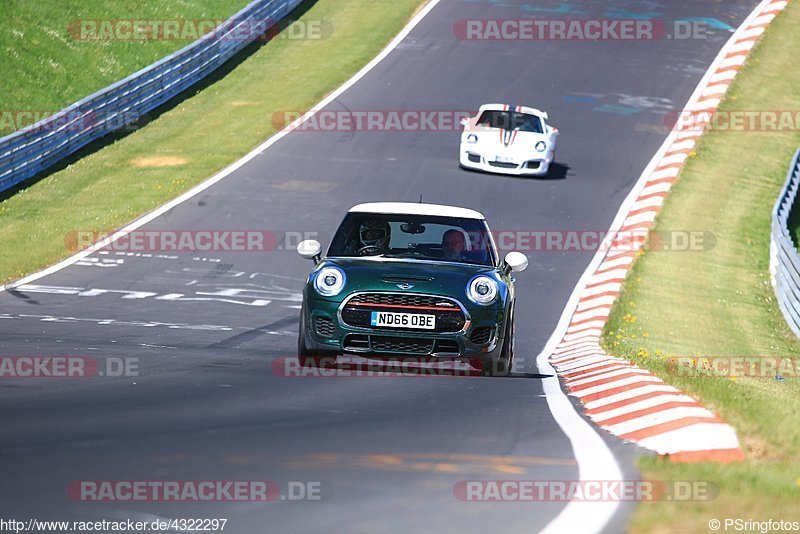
left=314, top=316, right=336, bottom=338
left=434, top=339, right=461, bottom=355
left=470, top=326, right=493, bottom=345
left=371, top=336, right=434, bottom=354
left=349, top=293, right=459, bottom=308
left=467, top=153, right=481, bottom=163
left=489, top=161, right=518, bottom=169
left=343, top=334, right=370, bottom=351
left=341, top=334, right=459, bottom=356
left=342, top=293, right=466, bottom=333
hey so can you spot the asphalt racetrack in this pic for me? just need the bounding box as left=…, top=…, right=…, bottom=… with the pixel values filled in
left=0, top=1, right=758, bottom=532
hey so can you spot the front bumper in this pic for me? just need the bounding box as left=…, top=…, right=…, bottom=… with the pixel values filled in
left=302, top=295, right=506, bottom=361
left=459, top=145, right=552, bottom=176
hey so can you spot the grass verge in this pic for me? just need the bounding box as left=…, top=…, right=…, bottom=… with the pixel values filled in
left=601, top=2, right=800, bottom=532
left=0, top=0, right=426, bottom=283
left=0, top=0, right=253, bottom=130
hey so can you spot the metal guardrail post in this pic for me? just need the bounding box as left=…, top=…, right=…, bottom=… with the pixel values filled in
left=770, top=148, right=800, bottom=337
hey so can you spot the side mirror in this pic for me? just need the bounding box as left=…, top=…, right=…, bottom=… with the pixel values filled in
left=297, top=240, right=322, bottom=264
left=504, top=251, right=528, bottom=273
left=460, top=117, right=471, bottom=128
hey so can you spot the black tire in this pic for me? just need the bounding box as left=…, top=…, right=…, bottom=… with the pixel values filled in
left=485, top=308, right=515, bottom=377
left=297, top=307, right=337, bottom=368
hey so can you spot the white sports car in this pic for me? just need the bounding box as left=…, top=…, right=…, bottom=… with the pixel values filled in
left=459, top=104, right=558, bottom=177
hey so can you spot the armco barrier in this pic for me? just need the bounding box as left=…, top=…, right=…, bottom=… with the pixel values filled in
left=0, top=0, right=302, bottom=194
left=769, top=149, right=800, bottom=338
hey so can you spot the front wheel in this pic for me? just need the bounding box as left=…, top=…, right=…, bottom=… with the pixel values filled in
left=479, top=310, right=515, bottom=377
left=298, top=308, right=337, bottom=368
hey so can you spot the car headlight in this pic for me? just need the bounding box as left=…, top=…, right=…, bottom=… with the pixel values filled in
left=467, top=275, right=498, bottom=305
left=535, top=141, right=547, bottom=152
left=314, top=266, right=346, bottom=296
left=467, top=134, right=478, bottom=144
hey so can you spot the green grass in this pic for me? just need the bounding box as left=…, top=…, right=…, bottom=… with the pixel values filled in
left=0, top=0, right=254, bottom=130
left=601, top=2, right=800, bottom=532
left=0, top=0, right=426, bottom=283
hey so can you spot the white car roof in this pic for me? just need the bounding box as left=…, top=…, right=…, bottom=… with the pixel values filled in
left=478, top=103, right=548, bottom=119
left=349, top=202, right=485, bottom=220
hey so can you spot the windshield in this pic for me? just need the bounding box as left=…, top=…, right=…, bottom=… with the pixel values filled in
left=328, top=213, right=496, bottom=266
left=476, top=110, right=543, bottom=133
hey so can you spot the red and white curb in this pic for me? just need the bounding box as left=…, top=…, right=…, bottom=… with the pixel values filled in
left=543, top=0, right=788, bottom=463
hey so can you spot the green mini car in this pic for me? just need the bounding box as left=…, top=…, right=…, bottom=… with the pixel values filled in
left=296, top=202, right=528, bottom=376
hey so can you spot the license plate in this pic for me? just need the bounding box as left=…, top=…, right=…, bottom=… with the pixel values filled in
left=495, top=155, right=514, bottom=163
left=370, top=311, right=436, bottom=330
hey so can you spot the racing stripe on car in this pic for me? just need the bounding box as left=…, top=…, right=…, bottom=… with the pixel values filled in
left=545, top=0, right=788, bottom=463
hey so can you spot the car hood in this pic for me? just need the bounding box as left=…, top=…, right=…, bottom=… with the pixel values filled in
left=476, top=128, right=547, bottom=143
left=318, top=257, right=499, bottom=299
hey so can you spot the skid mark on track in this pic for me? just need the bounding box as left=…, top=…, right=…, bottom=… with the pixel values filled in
left=13, top=283, right=302, bottom=308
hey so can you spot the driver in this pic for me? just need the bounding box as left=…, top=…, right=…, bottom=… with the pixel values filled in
left=442, top=229, right=467, bottom=262
left=356, top=219, right=391, bottom=256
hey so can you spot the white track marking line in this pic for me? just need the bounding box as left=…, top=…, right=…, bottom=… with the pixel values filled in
left=555, top=357, right=617, bottom=372
left=603, top=407, right=716, bottom=435
left=556, top=359, right=619, bottom=373
left=563, top=363, right=631, bottom=378
left=576, top=294, right=618, bottom=309
left=537, top=2, right=780, bottom=529
left=591, top=394, right=698, bottom=423
left=637, top=423, right=740, bottom=454
left=566, top=368, right=651, bottom=387
left=1, top=0, right=778, bottom=531
left=0, top=0, right=443, bottom=294
left=571, top=376, right=663, bottom=398
left=583, top=385, right=684, bottom=411
left=552, top=346, right=605, bottom=360
left=537, top=353, right=625, bottom=534
left=552, top=340, right=598, bottom=354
